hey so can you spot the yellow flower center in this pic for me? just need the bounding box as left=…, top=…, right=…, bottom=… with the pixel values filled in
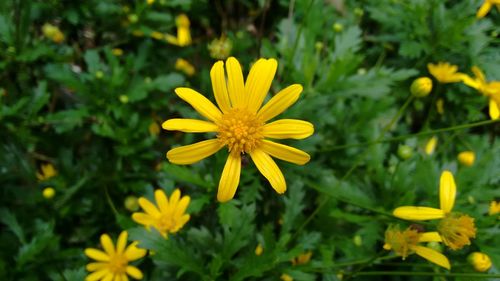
left=108, top=254, right=128, bottom=274
left=217, top=108, right=264, bottom=154
left=383, top=226, right=420, bottom=259
left=438, top=213, right=476, bottom=250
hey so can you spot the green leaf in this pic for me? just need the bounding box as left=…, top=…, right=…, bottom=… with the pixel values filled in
left=150, top=73, right=185, bottom=93
left=0, top=208, right=26, bottom=244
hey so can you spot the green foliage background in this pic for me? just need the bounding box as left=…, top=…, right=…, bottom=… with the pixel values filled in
left=0, top=0, right=499, bottom=280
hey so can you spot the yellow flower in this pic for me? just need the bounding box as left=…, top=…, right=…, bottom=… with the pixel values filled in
left=468, top=252, right=492, bottom=272
left=42, top=187, right=55, bottom=199
left=291, top=251, right=312, bottom=266
left=150, top=31, right=164, bottom=40
left=424, top=136, right=438, bottom=155
left=112, top=48, right=124, bottom=56
left=383, top=225, right=450, bottom=269
left=280, top=273, right=293, bottom=281
left=207, top=36, right=232, bottom=60
left=84, top=231, right=147, bottom=281
left=476, top=0, right=500, bottom=18
left=410, top=77, right=433, bottom=97
left=461, top=66, right=500, bottom=120
left=162, top=57, right=314, bottom=202
left=132, top=189, right=190, bottom=237
left=393, top=171, right=477, bottom=250
left=146, top=0, right=155, bottom=5
left=427, top=62, right=464, bottom=83
left=42, top=23, right=65, bottom=44
left=254, top=244, right=263, bottom=256
left=165, top=14, right=191, bottom=47
left=489, top=201, right=500, bottom=215
left=36, top=163, right=57, bottom=181
left=457, top=151, right=475, bottom=167
left=175, top=58, right=195, bottom=76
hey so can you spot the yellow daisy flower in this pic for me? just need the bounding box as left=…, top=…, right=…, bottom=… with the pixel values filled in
left=393, top=171, right=477, bottom=250
left=36, top=163, right=57, bottom=181
left=165, top=14, right=191, bottom=47
left=84, top=231, right=147, bottom=281
left=476, top=0, right=500, bottom=18
left=132, top=189, right=190, bottom=237
left=427, top=62, right=464, bottom=84
left=383, top=225, right=450, bottom=269
left=461, top=66, right=500, bottom=119
left=162, top=57, right=314, bottom=202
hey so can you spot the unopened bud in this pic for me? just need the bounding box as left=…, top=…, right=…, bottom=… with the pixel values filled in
left=411, top=77, right=432, bottom=97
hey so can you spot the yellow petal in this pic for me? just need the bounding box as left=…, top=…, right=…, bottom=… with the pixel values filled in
left=162, top=119, right=218, bottom=133
left=217, top=154, right=241, bottom=202
left=174, top=87, right=222, bottom=122
left=86, top=262, right=107, bottom=272
left=165, top=34, right=179, bottom=45
left=138, top=198, right=160, bottom=217
left=100, top=234, right=115, bottom=255
left=477, top=2, right=492, bottom=18
left=461, top=74, right=481, bottom=90
left=412, top=245, right=451, bottom=270
left=124, top=242, right=147, bottom=261
left=419, top=232, right=442, bottom=242
left=439, top=170, right=456, bottom=213
left=177, top=27, right=191, bottom=46
left=121, top=273, right=129, bottom=281
left=166, top=139, right=223, bottom=165
left=489, top=98, right=499, bottom=120
left=225, top=57, right=245, bottom=108
left=262, top=119, right=314, bottom=139
left=131, top=212, right=155, bottom=226
left=257, top=84, right=303, bottom=122
left=85, top=269, right=109, bottom=281
left=172, top=214, right=190, bottom=232
left=210, top=61, right=231, bottom=112
left=393, top=206, right=445, bottom=220
left=84, top=248, right=110, bottom=262
left=250, top=149, right=286, bottom=194
left=101, top=273, right=114, bottom=281
left=471, top=66, right=486, bottom=83
left=126, top=266, right=143, bottom=279
left=260, top=140, right=310, bottom=165
left=116, top=231, right=128, bottom=254
left=154, top=189, right=169, bottom=213
left=246, top=58, right=278, bottom=113
left=174, top=196, right=190, bottom=217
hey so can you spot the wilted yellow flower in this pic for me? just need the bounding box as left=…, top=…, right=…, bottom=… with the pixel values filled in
left=132, top=189, right=190, bottom=238
left=393, top=171, right=477, bottom=251
left=175, top=58, right=195, bottom=76
left=85, top=231, right=146, bottom=281
left=42, top=23, right=64, bottom=44
left=436, top=98, right=444, bottom=114
left=424, top=136, right=438, bottom=155
left=427, top=62, right=464, bottom=83
left=468, top=252, right=492, bottom=272
left=255, top=244, right=263, bottom=256
left=124, top=196, right=139, bottom=212
left=489, top=201, right=500, bottom=215
left=461, top=66, right=500, bottom=120
left=291, top=251, right=312, bottom=266
left=112, top=48, right=123, bottom=56
left=42, top=187, right=55, bottom=199
left=410, top=77, right=433, bottom=97
left=457, top=151, right=475, bottom=167
left=280, top=273, right=293, bottom=281
left=476, top=0, right=500, bottom=18
left=36, top=163, right=57, bottom=181
left=165, top=14, right=191, bottom=47
left=383, top=225, right=449, bottom=269
left=208, top=36, right=233, bottom=60
left=162, top=57, right=314, bottom=202
left=148, top=121, right=160, bottom=136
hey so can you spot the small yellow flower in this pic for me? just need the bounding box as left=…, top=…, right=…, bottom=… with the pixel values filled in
left=393, top=171, right=477, bottom=251
left=42, top=23, right=65, bottom=44
left=254, top=244, right=263, bottom=256
left=175, top=58, right=195, bottom=76
left=148, top=121, right=160, bottom=136
left=84, top=231, right=147, bottom=281
left=457, top=151, right=475, bottom=167
left=424, top=136, right=438, bottom=155
left=468, top=252, right=492, bottom=272
left=461, top=66, right=500, bottom=120
left=280, top=273, right=293, bottom=281
left=132, top=189, right=190, bottom=238
left=427, top=62, right=464, bottom=83
left=36, top=163, right=57, bottom=181
left=436, top=98, right=444, bottom=115
left=383, top=225, right=450, bottom=269
left=207, top=36, right=233, bottom=60
left=476, top=0, right=500, bottom=18
left=489, top=201, right=500, bottom=215
left=162, top=57, right=314, bottom=202
left=291, top=251, right=312, bottom=266
left=112, top=48, right=124, bottom=56
left=165, top=14, right=191, bottom=47
left=42, top=187, right=55, bottom=199
left=410, top=77, right=433, bottom=97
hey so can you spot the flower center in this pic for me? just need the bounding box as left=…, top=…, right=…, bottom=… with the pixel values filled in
left=438, top=213, right=476, bottom=250
left=157, top=215, right=176, bottom=233
left=383, top=225, right=420, bottom=259
left=217, top=108, right=264, bottom=154
left=108, top=254, right=128, bottom=274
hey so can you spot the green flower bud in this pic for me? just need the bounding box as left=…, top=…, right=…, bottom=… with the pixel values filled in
left=410, top=77, right=432, bottom=97
left=397, top=145, right=413, bottom=160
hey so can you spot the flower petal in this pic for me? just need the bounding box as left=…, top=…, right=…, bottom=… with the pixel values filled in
left=471, top=66, right=486, bottom=83
left=419, top=232, right=442, bottom=243
left=169, top=189, right=181, bottom=211
left=217, top=154, right=241, bottom=202
left=225, top=57, right=245, bottom=108
left=393, top=206, right=445, bottom=220
left=262, top=119, right=314, bottom=139
left=131, top=212, right=155, bottom=226
left=84, top=248, right=110, bottom=262
left=246, top=58, right=278, bottom=113
left=124, top=242, right=147, bottom=261
left=154, top=189, right=169, bottom=213
left=260, top=140, right=310, bottom=165
left=85, top=269, right=109, bottom=281
left=250, top=149, right=286, bottom=194
left=120, top=273, right=129, bottom=281
left=477, top=2, right=492, bottom=18
left=412, top=245, right=451, bottom=270
left=257, top=84, right=303, bottom=122
left=126, top=266, right=143, bottom=279
left=162, top=119, right=218, bottom=133
left=116, top=231, right=128, bottom=254
left=172, top=214, right=190, bottom=232
left=100, top=234, right=115, bottom=255
left=174, top=87, right=222, bottom=122
left=174, top=196, right=190, bottom=217
left=86, top=262, right=107, bottom=272
left=138, top=198, right=160, bottom=217
left=101, top=273, right=114, bottom=281
left=439, top=170, right=456, bottom=213
left=210, top=61, right=231, bottom=113
left=489, top=98, right=499, bottom=120
left=167, top=139, right=224, bottom=165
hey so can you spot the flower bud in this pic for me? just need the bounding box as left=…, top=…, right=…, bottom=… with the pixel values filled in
left=43, top=187, right=55, bottom=199
left=119, top=95, right=129, bottom=104
left=95, top=71, right=104, bottom=79
left=410, top=77, right=432, bottom=97
left=468, top=252, right=492, bottom=272
left=255, top=244, right=263, bottom=256
left=112, top=48, right=123, bottom=56
left=124, top=196, right=139, bottom=212
left=424, top=136, right=437, bottom=155
left=397, top=145, right=413, bottom=160
left=457, top=151, right=475, bottom=167
left=333, top=23, right=344, bottom=32
left=353, top=235, right=362, bottom=246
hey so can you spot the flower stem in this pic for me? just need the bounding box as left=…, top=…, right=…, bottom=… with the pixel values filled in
left=353, top=271, right=500, bottom=278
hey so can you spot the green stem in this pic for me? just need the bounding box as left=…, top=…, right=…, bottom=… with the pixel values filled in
left=287, top=0, right=316, bottom=68
left=105, top=187, right=119, bottom=217
left=353, top=271, right=500, bottom=278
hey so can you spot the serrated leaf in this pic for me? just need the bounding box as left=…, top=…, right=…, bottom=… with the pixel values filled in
left=0, top=208, right=26, bottom=244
